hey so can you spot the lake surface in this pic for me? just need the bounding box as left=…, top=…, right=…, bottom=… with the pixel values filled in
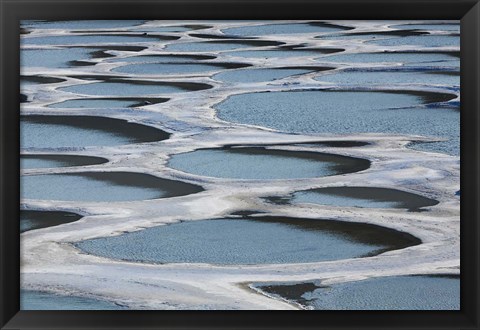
left=48, top=98, right=168, bottom=109
left=21, top=155, right=108, bottom=169
left=75, top=216, right=419, bottom=265
left=168, top=147, right=370, bottom=180
left=22, top=34, right=175, bottom=46
left=21, top=290, right=125, bottom=310
left=21, top=172, right=203, bottom=202
left=21, top=76, right=66, bottom=86
left=21, top=115, right=169, bottom=149
left=214, top=68, right=314, bottom=83
left=317, top=52, right=459, bottom=68
left=20, top=210, right=82, bottom=232
left=21, top=48, right=100, bottom=69
left=135, top=25, right=208, bottom=33
left=22, top=20, right=146, bottom=30
left=113, top=63, right=232, bottom=75
left=368, top=35, right=459, bottom=47
left=19, top=20, right=460, bottom=310
left=215, top=90, right=459, bottom=155
left=165, top=40, right=281, bottom=52
left=315, top=70, right=459, bottom=86
left=59, top=80, right=211, bottom=96
left=290, top=187, right=439, bottom=211
left=391, top=23, right=459, bottom=32
left=106, top=54, right=216, bottom=63
left=226, top=48, right=339, bottom=58
left=221, top=22, right=350, bottom=36
left=256, top=275, right=459, bottom=310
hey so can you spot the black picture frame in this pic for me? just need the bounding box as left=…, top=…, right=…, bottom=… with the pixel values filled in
left=1, top=0, right=478, bottom=329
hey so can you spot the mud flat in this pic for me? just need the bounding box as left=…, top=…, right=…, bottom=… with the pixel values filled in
left=168, top=147, right=370, bottom=180
left=22, top=171, right=203, bottom=202
left=21, top=210, right=82, bottom=233
left=21, top=115, right=170, bottom=148
left=75, top=215, right=420, bottom=265
left=21, top=154, right=108, bottom=169
left=254, top=275, right=459, bottom=310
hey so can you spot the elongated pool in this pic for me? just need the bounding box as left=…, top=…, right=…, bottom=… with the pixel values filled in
left=290, top=187, right=439, bottom=211
left=21, top=210, right=82, bottom=233
left=21, top=154, right=108, bottom=169
left=215, top=90, right=459, bottom=155
left=21, top=172, right=203, bottom=202
left=168, top=147, right=370, bottom=180
left=75, top=216, right=420, bottom=265
left=21, top=115, right=170, bottom=149
left=21, top=290, right=125, bottom=310
left=255, top=275, right=459, bottom=310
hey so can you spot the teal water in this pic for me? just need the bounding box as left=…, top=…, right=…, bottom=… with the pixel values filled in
left=168, top=148, right=369, bottom=180
left=21, top=76, right=66, bottom=86
left=22, top=34, right=169, bottom=46
left=317, top=52, right=458, bottom=67
left=21, top=155, right=108, bottom=169
left=165, top=40, right=280, bottom=52
left=136, top=25, right=207, bottom=33
left=75, top=216, right=417, bottom=265
left=21, top=172, right=203, bottom=202
left=226, top=48, right=337, bottom=58
left=48, top=98, right=167, bottom=109
left=391, top=23, right=459, bottom=32
left=20, top=210, right=82, bottom=233
left=21, top=20, right=146, bottom=30
left=21, top=48, right=98, bottom=68
left=315, top=70, right=459, bottom=86
left=258, top=275, right=460, bottom=310
left=21, top=115, right=169, bottom=149
left=368, top=35, right=459, bottom=48
left=21, top=290, right=126, bottom=310
left=106, top=54, right=216, bottom=63
left=214, top=68, right=313, bottom=83
left=291, top=187, right=438, bottom=211
left=215, top=91, right=459, bottom=155
left=319, top=34, right=400, bottom=41
left=59, top=81, right=192, bottom=96
left=113, top=63, right=228, bottom=75
left=221, top=22, right=348, bottom=36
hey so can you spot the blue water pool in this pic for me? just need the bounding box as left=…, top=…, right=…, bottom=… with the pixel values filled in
left=75, top=216, right=419, bottom=265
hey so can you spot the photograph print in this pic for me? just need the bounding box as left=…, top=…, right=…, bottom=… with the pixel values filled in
left=20, top=19, right=460, bottom=310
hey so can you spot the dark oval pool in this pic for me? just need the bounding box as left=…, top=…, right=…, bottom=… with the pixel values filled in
left=75, top=215, right=420, bottom=265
